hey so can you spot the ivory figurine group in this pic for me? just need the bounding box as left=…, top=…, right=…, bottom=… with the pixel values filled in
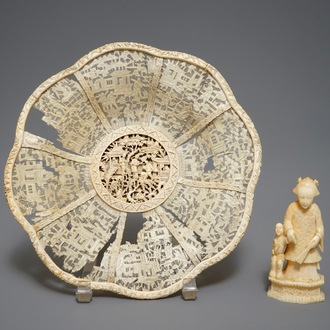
left=267, top=177, right=325, bottom=304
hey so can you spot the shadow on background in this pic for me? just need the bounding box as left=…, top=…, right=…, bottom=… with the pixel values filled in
left=9, top=240, right=76, bottom=295
left=197, top=246, right=241, bottom=288
left=262, top=270, right=271, bottom=292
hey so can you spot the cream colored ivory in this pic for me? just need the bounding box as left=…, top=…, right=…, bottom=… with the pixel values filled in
left=5, top=42, right=262, bottom=299
left=268, top=177, right=325, bottom=303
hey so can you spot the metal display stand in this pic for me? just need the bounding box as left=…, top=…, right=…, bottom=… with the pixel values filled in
left=182, top=278, right=198, bottom=300
left=76, top=276, right=198, bottom=303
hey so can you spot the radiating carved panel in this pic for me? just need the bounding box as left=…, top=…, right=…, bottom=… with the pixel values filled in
left=5, top=42, right=261, bottom=299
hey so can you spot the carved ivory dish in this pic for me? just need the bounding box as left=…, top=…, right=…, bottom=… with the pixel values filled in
left=5, top=43, right=261, bottom=299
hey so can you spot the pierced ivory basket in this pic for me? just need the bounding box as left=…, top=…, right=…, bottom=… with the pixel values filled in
left=5, top=42, right=262, bottom=299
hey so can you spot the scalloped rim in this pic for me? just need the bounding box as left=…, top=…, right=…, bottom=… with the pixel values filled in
left=4, top=42, right=262, bottom=299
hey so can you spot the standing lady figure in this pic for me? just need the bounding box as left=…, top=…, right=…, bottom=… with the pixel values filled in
left=283, top=177, right=324, bottom=281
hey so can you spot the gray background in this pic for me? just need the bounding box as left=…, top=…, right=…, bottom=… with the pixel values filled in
left=1, top=1, right=330, bottom=329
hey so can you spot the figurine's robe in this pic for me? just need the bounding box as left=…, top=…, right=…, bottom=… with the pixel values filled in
left=283, top=201, right=324, bottom=263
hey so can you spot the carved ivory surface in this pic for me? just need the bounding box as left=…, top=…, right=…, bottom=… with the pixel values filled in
left=267, top=178, right=325, bottom=303
left=5, top=42, right=262, bottom=299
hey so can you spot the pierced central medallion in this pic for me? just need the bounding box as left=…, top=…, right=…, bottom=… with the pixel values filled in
left=92, top=126, right=179, bottom=213
left=100, top=134, right=171, bottom=203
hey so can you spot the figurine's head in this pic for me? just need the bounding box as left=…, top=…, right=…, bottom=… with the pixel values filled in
left=275, top=223, right=284, bottom=236
left=293, top=177, right=319, bottom=209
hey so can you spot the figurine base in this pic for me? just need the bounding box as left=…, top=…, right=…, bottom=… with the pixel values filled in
left=267, top=276, right=325, bottom=304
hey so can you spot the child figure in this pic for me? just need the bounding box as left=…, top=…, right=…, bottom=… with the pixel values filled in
left=269, top=223, right=288, bottom=278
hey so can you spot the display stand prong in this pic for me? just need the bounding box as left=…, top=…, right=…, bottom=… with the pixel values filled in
left=182, top=278, right=198, bottom=300
left=76, top=262, right=94, bottom=303
left=76, top=285, right=93, bottom=303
